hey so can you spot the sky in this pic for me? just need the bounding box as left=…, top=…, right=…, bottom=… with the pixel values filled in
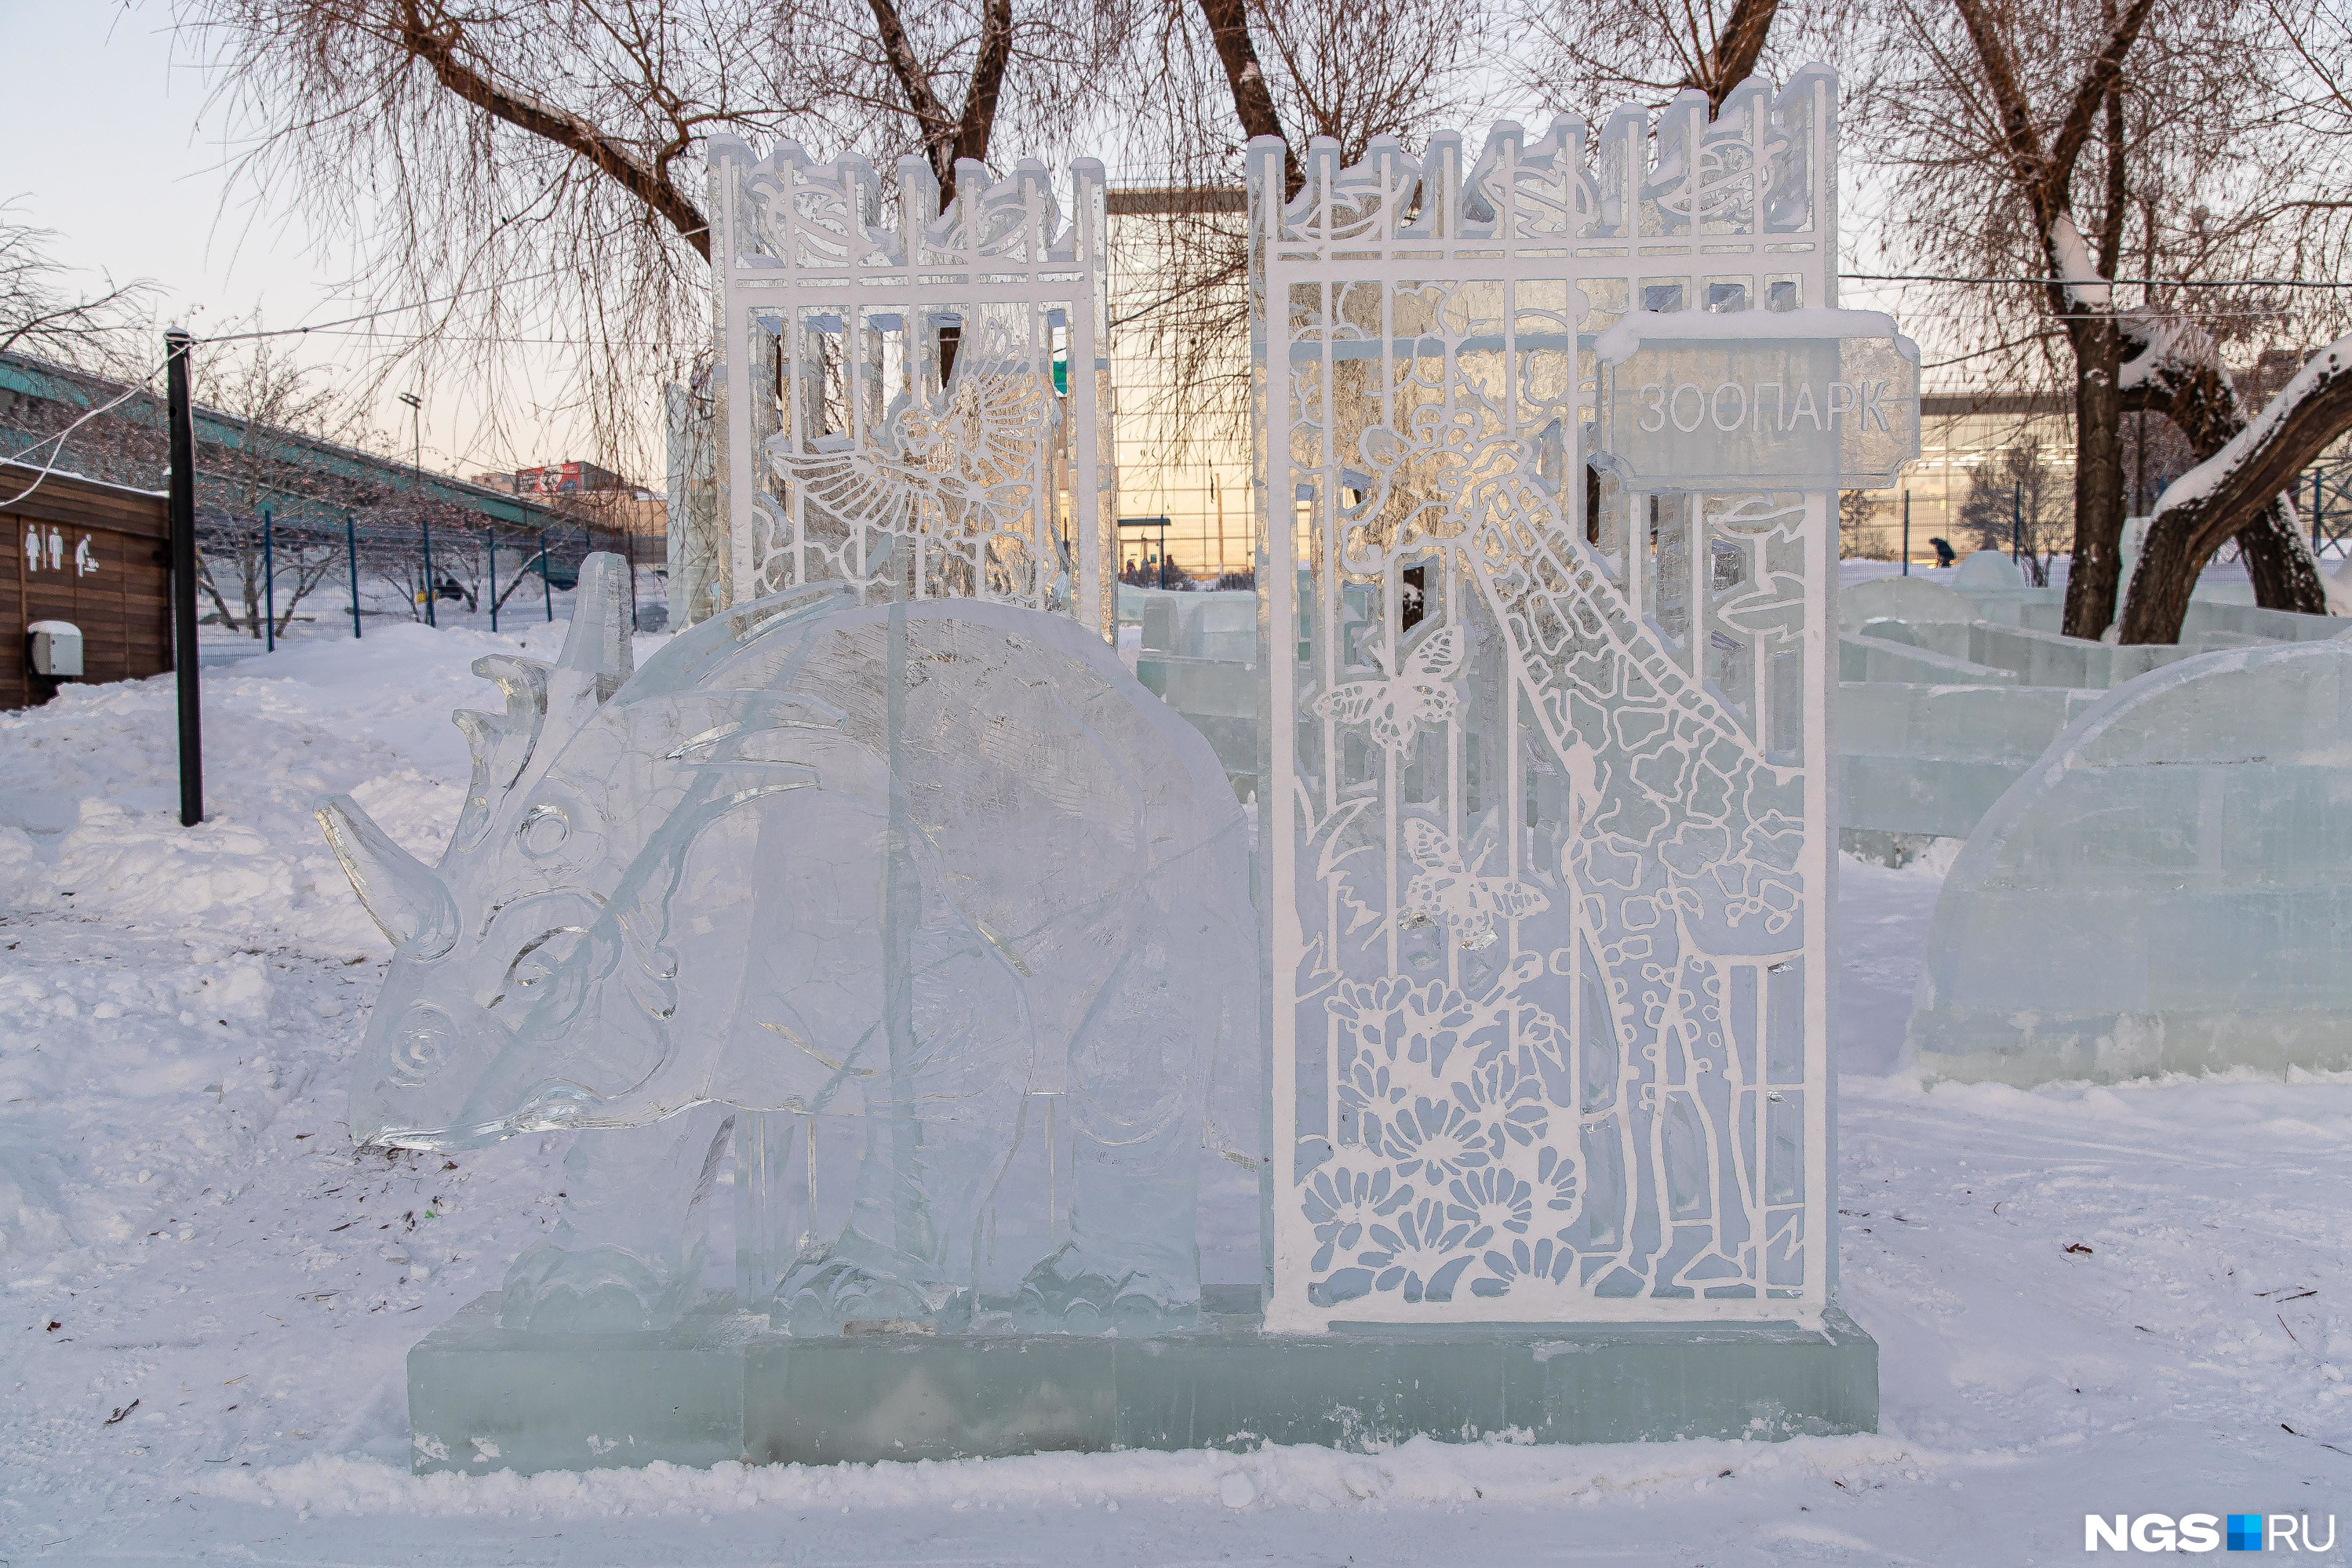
left=0, top=1, right=605, bottom=483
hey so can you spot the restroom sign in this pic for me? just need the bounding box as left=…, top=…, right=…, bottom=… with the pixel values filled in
left=21, top=525, right=99, bottom=577
left=1593, top=309, right=1921, bottom=491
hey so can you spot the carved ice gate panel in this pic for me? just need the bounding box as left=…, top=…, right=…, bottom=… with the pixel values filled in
left=1252, top=71, right=1852, bottom=1330
left=709, top=140, right=1116, bottom=639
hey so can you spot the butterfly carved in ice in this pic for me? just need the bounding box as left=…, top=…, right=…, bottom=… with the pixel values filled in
left=1314, top=627, right=1463, bottom=751
left=1400, top=819, right=1551, bottom=950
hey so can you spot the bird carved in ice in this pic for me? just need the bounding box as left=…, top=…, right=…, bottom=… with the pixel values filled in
left=765, top=321, right=1060, bottom=571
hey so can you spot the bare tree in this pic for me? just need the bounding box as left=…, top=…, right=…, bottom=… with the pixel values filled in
left=1928, top=0, right=2154, bottom=635
left=2119, top=337, right=2352, bottom=638
left=192, top=341, right=373, bottom=637
left=1957, top=440, right=2072, bottom=584
left=1520, top=0, right=1844, bottom=121
left=1101, top=0, right=1494, bottom=475
left=0, top=206, right=155, bottom=370
left=1868, top=0, right=2352, bottom=638
left=2108, top=0, right=2352, bottom=636
left=1839, top=489, right=1890, bottom=559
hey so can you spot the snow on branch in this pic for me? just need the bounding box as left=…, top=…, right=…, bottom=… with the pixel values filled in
left=2046, top=212, right=2112, bottom=311
left=2118, top=308, right=2220, bottom=395
left=2148, top=332, right=2352, bottom=527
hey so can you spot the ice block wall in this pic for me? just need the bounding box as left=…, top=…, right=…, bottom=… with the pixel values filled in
left=1909, top=640, right=2352, bottom=1084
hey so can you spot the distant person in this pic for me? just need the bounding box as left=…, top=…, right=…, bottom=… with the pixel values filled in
left=1928, top=536, right=1957, bottom=569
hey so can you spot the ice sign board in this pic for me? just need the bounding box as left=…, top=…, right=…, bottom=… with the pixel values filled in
left=1593, top=309, right=1920, bottom=491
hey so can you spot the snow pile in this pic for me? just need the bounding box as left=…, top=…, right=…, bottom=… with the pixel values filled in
left=197, top=1430, right=1939, bottom=1518
left=2118, top=307, right=2219, bottom=395
left=0, top=622, right=573, bottom=955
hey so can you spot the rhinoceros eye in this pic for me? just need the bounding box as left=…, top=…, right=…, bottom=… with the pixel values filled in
left=519, top=803, right=570, bottom=857
left=506, top=926, right=586, bottom=993
left=390, top=1004, right=457, bottom=1087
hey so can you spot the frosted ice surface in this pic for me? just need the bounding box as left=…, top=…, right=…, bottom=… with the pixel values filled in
left=319, top=555, right=1258, bottom=1333
left=1951, top=550, right=2024, bottom=591
left=1908, top=640, right=2352, bottom=1083
left=1837, top=577, right=1972, bottom=632
left=1594, top=309, right=1921, bottom=491
left=1840, top=682, right=2099, bottom=843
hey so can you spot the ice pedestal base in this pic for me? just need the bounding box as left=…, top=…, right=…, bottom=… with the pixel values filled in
left=408, top=1291, right=1877, bottom=1473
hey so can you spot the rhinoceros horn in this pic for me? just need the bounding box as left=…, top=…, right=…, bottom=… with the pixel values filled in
left=557, top=552, right=634, bottom=699
left=315, top=794, right=459, bottom=959
left=519, top=552, right=637, bottom=777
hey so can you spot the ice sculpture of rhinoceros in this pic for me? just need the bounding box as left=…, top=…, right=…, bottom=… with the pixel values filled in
left=316, top=556, right=1256, bottom=1335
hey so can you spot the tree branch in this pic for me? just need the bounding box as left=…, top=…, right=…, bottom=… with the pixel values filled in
left=2121, top=337, right=2352, bottom=640
left=1680, top=0, right=1780, bottom=114
left=2095, top=11, right=2126, bottom=277
left=1196, top=0, right=1301, bottom=198
left=953, top=0, right=1017, bottom=172
left=863, top=0, right=961, bottom=187
left=1947, top=0, right=2048, bottom=210
left=2047, top=0, right=2158, bottom=196
left=390, top=0, right=709, bottom=259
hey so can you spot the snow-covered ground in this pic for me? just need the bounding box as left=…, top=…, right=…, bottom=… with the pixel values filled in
left=4, top=617, right=2349, bottom=1565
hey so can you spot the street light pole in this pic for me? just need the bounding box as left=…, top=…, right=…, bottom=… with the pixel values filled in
left=399, top=391, right=430, bottom=626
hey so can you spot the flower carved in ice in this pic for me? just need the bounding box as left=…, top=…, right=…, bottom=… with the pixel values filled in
left=1535, top=1144, right=1583, bottom=1226
left=1360, top=1196, right=1478, bottom=1303
left=1469, top=1235, right=1577, bottom=1297
left=1450, top=1055, right=1548, bottom=1148
left=1327, top=974, right=1480, bottom=1086
left=1372, top=1094, right=1498, bottom=1182
left=1338, top=1047, right=1404, bottom=1118
left=1445, top=1166, right=1533, bottom=1242
left=1302, top=1161, right=1413, bottom=1274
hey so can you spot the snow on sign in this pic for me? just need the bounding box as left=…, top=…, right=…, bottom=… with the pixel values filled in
left=706, top=140, right=1117, bottom=640
left=1251, top=69, right=1864, bottom=1330
left=1593, top=311, right=1921, bottom=489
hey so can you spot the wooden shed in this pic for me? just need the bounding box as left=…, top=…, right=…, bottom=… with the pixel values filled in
left=2, top=460, right=172, bottom=711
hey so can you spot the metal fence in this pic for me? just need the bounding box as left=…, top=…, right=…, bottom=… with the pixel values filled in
left=2303, top=463, right=2352, bottom=561
left=192, top=500, right=664, bottom=649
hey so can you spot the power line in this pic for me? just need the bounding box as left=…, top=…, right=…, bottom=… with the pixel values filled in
left=1921, top=332, right=2065, bottom=370
left=0, top=355, right=172, bottom=510
left=1844, top=271, right=2352, bottom=289
left=191, top=270, right=564, bottom=344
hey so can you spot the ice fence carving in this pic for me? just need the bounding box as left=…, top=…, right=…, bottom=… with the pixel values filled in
left=708, top=139, right=1115, bottom=638
left=319, top=556, right=1256, bottom=1334
left=1251, top=70, right=1916, bottom=1329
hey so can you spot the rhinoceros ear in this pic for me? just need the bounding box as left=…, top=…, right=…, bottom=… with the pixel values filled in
left=450, top=654, right=552, bottom=851
left=315, top=794, right=459, bottom=959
